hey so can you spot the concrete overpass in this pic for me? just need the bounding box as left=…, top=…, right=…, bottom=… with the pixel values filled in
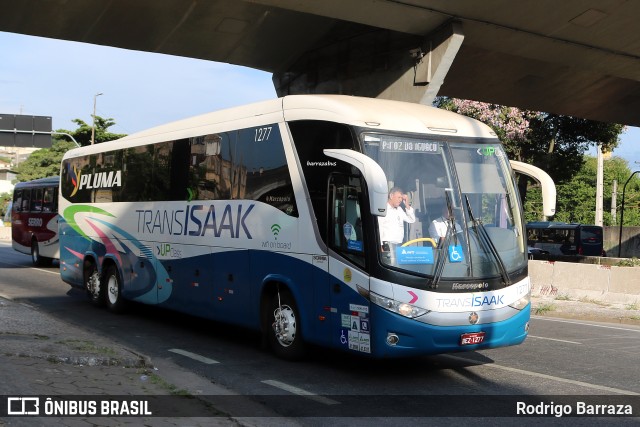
left=1, top=1, right=639, bottom=126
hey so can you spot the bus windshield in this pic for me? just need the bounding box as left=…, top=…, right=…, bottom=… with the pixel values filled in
left=363, top=133, right=527, bottom=281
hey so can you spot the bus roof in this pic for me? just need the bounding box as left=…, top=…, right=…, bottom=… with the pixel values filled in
left=62, top=95, right=499, bottom=159
left=13, top=176, right=60, bottom=189
left=527, top=221, right=579, bottom=229
left=526, top=221, right=601, bottom=230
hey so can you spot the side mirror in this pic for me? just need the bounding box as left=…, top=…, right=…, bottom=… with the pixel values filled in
left=510, top=160, right=556, bottom=218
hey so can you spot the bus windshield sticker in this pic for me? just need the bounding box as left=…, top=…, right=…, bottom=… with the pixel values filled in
left=343, top=222, right=354, bottom=240
left=448, top=245, right=464, bottom=263
left=347, top=240, right=363, bottom=252
left=397, top=246, right=434, bottom=265
left=476, top=146, right=499, bottom=157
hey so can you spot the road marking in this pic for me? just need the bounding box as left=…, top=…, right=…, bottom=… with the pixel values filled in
left=261, top=380, right=340, bottom=405
left=533, top=316, right=640, bottom=333
left=443, top=354, right=640, bottom=395
left=527, top=335, right=581, bottom=344
left=168, top=348, right=219, bottom=364
left=0, top=259, right=59, bottom=275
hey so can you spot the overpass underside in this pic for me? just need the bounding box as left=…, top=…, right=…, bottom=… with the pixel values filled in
left=272, top=21, right=464, bottom=107
left=1, top=1, right=639, bottom=126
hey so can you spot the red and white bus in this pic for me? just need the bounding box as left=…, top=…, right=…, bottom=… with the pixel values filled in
left=11, top=176, right=60, bottom=266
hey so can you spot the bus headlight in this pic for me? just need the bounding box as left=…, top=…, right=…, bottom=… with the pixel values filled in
left=370, top=292, right=428, bottom=318
left=509, top=293, right=531, bottom=311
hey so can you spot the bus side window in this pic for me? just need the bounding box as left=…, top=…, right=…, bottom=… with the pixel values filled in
left=53, top=187, right=59, bottom=213
left=21, top=189, right=31, bottom=212
left=42, top=187, right=53, bottom=212
left=31, top=188, right=43, bottom=212
left=13, top=190, right=23, bottom=212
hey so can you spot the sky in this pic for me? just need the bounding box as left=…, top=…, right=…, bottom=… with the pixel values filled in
left=1, top=31, right=639, bottom=166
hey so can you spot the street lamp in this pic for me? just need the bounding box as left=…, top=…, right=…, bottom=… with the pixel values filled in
left=91, top=92, right=103, bottom=145
left=617, top=170, right=640, bottom=257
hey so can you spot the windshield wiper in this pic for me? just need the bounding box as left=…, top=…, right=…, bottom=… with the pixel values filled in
left=430, top=193, right=456, bottom=289
left=464, top=195, right=512, bottom=287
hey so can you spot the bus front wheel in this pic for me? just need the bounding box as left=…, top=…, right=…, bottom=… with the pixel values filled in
left=266, top=289, right=305, bottom=361
left=31, top=239, right=52, bottom=267
left=102, top=265, right=125, bottom=313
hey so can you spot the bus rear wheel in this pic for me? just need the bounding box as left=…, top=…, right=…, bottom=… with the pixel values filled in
left=85, top=265, right=104, bottom=306
left=266, top=289, right=306, bottom=361
left=102, top=265, right=126, bottom=313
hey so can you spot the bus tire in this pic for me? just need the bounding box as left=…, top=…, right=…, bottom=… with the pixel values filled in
left=85, top=264, right=104, bottom=306
left=266, top=288, right=306, bottom=361
left=102, top=264, right=126, bottom=313
left=31, top=239, right=52, bottom=267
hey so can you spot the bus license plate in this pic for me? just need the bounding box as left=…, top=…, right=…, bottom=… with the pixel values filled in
left=460, top=332, right=485, bottom=345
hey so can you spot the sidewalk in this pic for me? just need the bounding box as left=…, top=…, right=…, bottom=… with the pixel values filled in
left=0, top=296, right=293, bottom=427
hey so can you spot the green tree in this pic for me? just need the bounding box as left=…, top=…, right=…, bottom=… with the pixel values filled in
left=0, top=192, right=12, bottom=220
left=56, top=116, right=126, bottom=147
left=607, top=159, right=640, bottom=227
left=14, top=140, right=77, bottom=182
left=435, top=98, right=626, bottom=219
left=529, top=155, right=640, bottom=226
left=14, top=116, right=128, bottom=182
left=526, top=115, right=625, bottom=183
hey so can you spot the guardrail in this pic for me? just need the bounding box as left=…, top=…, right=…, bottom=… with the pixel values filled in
left=529, top=260, right=640, bottom=304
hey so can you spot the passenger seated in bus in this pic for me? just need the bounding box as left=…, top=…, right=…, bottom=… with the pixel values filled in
left=429, top=204, right=462, bottom=246
left=378, top=187, right=415, bottom=250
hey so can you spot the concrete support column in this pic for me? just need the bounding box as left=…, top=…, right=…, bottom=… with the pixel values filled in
left=273, top=21, right=464, bottom=105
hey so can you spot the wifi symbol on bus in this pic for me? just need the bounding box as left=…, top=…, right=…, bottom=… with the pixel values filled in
left=271, top=224, right=281, bottom=239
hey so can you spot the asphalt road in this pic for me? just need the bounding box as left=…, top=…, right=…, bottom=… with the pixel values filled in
left=0, top=241, right=638, bottom=425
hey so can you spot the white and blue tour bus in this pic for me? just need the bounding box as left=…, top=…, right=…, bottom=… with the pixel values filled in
left=58, top=95, right=555, bottom=359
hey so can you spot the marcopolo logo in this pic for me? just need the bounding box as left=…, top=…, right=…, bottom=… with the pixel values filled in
left=68, top=164, right=122, bottom=197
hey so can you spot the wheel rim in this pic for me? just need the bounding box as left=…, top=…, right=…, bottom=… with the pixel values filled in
left=107, top=274, right=119, bottom=305
left=31, top=242, right=39, bottom=264
left=273, top=304, right=297, bottom=347
left=87, top=271, right=100, bottom=299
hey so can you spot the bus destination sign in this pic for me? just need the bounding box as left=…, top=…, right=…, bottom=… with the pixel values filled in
left=380, top=139, right=440, bottom=154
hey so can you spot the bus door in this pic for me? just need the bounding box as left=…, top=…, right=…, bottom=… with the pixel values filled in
left=327, top=174, right=371, bottom=353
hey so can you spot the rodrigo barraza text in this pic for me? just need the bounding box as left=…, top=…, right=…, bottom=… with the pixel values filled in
left=516, top=401, right=632, bottom=417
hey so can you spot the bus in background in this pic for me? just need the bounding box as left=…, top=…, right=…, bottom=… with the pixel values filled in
left=11, top=176, right=60, bottom=266
left=526, top=222, right=606, bottom=258
left=59, top=95, right=555, bottom=360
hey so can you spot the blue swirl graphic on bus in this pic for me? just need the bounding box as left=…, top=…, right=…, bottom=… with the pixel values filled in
left=89, top=216, right=172, bottom=303
left=62, top=204, right=172, bottom=304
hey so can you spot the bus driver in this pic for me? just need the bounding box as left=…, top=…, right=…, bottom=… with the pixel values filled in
left=429, top=204, right=462, bottom=246
left=378, top=187, right=415, bottom=250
